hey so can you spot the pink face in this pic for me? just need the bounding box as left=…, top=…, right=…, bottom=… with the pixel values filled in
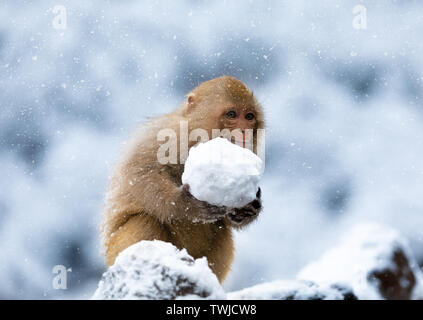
left=219, top=105, right=257, bottom=143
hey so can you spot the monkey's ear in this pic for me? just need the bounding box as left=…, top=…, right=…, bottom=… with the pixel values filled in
left=186, top=93, right=196, bottom=113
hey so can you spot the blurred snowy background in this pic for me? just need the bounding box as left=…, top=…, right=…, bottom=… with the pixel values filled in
left=1, top=0, right=423, bottom=299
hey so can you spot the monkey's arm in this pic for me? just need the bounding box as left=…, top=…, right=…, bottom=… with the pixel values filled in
left=226, top=188, right=262, bottom=229
left=141, top=167, right=228, bottom=223
left=103, top=166, right=229, bottom=265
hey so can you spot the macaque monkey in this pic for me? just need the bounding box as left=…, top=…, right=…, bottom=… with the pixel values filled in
left=101, top=76, right=264, bottom=282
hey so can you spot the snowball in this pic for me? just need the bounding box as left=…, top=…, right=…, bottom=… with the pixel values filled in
left=92, top=240, right=225, bottom=300
left=182, top=137, right=263, bottom=208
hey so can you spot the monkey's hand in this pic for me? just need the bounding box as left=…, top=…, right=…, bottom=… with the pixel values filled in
left=182, top=184, right=229, bottom=223
left=227, top=188, right=262, bottom=228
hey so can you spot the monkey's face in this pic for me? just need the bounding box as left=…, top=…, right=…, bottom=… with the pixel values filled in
left=219, top=104, right=258, bottom=144
left=184, top=76, right=264, bottom=148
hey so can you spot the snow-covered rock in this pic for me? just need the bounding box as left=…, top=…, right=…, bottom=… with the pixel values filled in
left=92, top=225, right=423, bottom=300
left=298, top=223, right=423, bottom=300
left=182, top=137, right=263, bottom=208
left=228, top=280, right=356, bottom=300
left=92, top=240, right=356, bottom=300
left=92, top=240, right=225, bottom=300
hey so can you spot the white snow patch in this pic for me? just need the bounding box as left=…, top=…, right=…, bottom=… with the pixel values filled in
left=298, top=223, right=423, bottom=300
left=182, top=137, right=263, bottom=208
left=228, top=279, right=354, bottom=300
left=92, top=240, right=225, bottom=300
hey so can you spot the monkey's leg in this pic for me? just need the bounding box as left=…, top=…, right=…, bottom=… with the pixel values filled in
left=105, top=213, right=170, bottom=266
left=205, top=225, right=235, bottom=282
left=169, top=220, right=235, bottom=283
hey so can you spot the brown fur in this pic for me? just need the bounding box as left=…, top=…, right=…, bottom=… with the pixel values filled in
left=101, top=76, right=264, bottom=282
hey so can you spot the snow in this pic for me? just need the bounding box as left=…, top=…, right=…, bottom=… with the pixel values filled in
left=93, top=226, right=423, bottom=300
left=93, top=240, right=357, bottom=300
left=298, top=223, right=423, bottom=300
left=92, top=240, right=225, bottom=300
left=1, top=1, right=423, bottom=299
left=414, top=271, right=423, bottom=300
left=182, top=137, right=263, bottom=208
left=228, top=280, right=356, bottom=300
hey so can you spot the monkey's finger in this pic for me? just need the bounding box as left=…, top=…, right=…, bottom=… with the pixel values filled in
left=241, top=198, right=261, bottom=213
left=182, top=184, right=191, bottom=195
left=250, top=199, right=261, bottom=210
left=228, top=212, right=245, bottom=223
left=256, top=187, right=261, bottom=199
left=237, top=208, right=256, bottom=217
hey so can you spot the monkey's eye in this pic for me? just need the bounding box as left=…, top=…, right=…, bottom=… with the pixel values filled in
left=226, top=111, right=237, bottom=119
left=245, top=113, right=255, bottom=121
